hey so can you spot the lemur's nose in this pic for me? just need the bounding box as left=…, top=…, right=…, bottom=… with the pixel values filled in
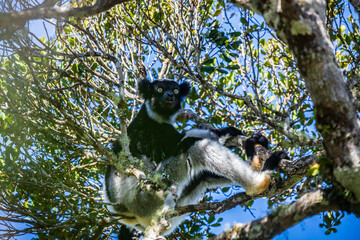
left=164, top=91, right=174, bottom=99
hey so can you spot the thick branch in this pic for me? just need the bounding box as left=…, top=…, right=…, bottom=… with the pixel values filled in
left=213, top=189, right=360, bottom=240
left=211, top=190, right=329, bottom=240
left=349, top=0, right=360, bottom=14
left=0, top=0, right=130, bottom=30
left=233, top=0, right=360, bottom=200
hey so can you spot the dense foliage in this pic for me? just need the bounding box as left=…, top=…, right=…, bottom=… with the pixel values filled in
left=0, top=0, right=359, bottom=239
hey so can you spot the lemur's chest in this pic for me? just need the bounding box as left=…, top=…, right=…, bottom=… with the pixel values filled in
left=128, top=121, right=182, bottom=163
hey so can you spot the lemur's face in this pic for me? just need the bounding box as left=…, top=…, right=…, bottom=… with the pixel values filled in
left=138, top=79, right=191, bottom=121
left=152, top=81, right=182, bottom=110
left=148, top=80, right=185, bottom=118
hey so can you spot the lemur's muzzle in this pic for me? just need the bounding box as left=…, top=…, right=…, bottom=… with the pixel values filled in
left=163, top=91, right=175, bottom=104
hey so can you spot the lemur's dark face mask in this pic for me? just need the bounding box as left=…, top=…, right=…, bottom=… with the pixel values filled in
left=151, top=82, right=182, bottom=115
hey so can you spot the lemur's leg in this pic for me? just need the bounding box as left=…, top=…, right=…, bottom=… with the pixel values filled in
left=173, top=127, right=242, bottom=205
left=188, top=139, right=274, bottom=195
left=177, top=171, right=232, bottom=206
left=161, top=138, right=288, bottom=196
left=178, top=127, right=244, bottom=150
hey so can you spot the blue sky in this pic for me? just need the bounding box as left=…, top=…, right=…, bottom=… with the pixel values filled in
left=7, top=4, right=360, bottom=239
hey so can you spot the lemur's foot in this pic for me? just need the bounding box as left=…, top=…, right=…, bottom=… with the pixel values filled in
left=262, top=150, right=290, bottom=171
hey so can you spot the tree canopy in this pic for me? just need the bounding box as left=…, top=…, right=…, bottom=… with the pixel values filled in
left=0, top=0, right=359, bottom=239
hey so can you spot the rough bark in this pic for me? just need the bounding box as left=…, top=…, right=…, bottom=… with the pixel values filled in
left=211, top=189, right=360, bottom=240
left=349, top=0, right=360, bottom=14
left=0, top=0, right=130, bottom=30
left=231, top=0, right=360, bottom=200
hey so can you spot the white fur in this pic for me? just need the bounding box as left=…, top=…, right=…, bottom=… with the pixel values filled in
left=183, top=129, right=240, bottom=147
left=182, top=128, right=217, bottom=141
left=145, top=100, right=178, bottom=124
left=104, top=134, right=272, bottom=235
left=184, top=139, right=268, bottom=194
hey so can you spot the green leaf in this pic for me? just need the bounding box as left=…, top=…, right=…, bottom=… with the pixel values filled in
left=227, top=41, right=242, bottom=50
left=207, top=29, right=221, bottom=40
left=200, top=66, right=215, bottom=74
left=334, top=220, right=341, bottom=226
left=246, top=200, right=254, bottom=208
left=217, top=68, right=228, bottom=74
left=324, top=214, right=332, bottom=225
left=91, top=62, right=98, bottom=71
left=71, top=64, right=78, bottom=74
left=202, top=58, right=216, bottom=66
left=307, top=163, right=319, bottom=176
left=215, top=36, right=228, bottom=46
left=213, top=9, right=222, bottom=17
left=0, top=110, right=5, bottom=120
left=240, top=17, right=248, bottom=26
left=229, top=32, right=241, bottom=38
left=211, top=223, right=221, bottom=227
left=221, top=53, right=232, bottom=63
left=208, top=215, right=215, bottom=223
left=226, top=64, right=240, bottom=70
left=68, top=37, right=75, bottom=47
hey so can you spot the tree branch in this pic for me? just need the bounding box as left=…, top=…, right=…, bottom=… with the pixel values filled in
left=212, top=189, right=360, bottom=240
left=232, top=0, right=360, bottom=200
left=212, top=190, right=327, bottom=240
left=0, top=0, right=130, bottom=30
left=349, top=0, right=360, bottom=14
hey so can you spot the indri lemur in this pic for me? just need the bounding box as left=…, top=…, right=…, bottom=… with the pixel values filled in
left=104, top=79, right=289, bottom=234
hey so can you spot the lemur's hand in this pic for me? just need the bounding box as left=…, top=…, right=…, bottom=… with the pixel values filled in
left=245, top=133, right=269, bottom=159
left=212, top=127, right=244, bottom=148
left=216, top=127, right=244, bottom=137
left=249, top=132, right=269, bottom=149
left=262, top=150, right=290, bottom=171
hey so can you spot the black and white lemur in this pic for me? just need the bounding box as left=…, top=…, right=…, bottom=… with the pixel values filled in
left=104, top=78, right=289, bottom=235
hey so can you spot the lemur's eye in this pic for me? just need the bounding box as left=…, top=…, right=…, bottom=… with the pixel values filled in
left=157, top=88, right=163, bottom=93
left=173, top=89, right=179, bottom=94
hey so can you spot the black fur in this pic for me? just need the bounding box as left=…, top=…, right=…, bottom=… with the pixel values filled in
left=173, top=136, right=202, bottom=155
left=245, top=133, right=289, bottom=171
left=211, top=126, right=244, bottom=137
left=212, top=126, right=244, bottom=148
left=118, top=225, right=135, bottom=240
left=262, top=151, right=290, bottom=171
left=111, top=79, right=191, bottom=162
left=127, top=106, right=184, bottom=163
left=180, top=171, right=226, bottom=197
left=244, top=132, right=269, bottom=159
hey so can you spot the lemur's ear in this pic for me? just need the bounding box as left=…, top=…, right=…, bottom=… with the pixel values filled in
left=137, top=79, right=152, bottom=99
left=179, top=81, right=191, bottom=98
